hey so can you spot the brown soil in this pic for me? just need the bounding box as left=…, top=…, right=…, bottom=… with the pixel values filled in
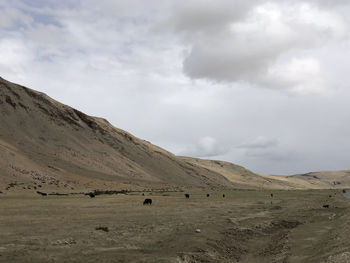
left=0, top=189, right=349, bottom=262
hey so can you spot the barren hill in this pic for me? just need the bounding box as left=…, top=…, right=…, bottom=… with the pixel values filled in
left=0, top=77, right=237, bottom=193
left=287, top=170, right=350, bottom=189
left=179, top=157, right=350, bottom=189
left=0, top=77, right=349, bottom=193
left=179, top=157, right=305, bottom=189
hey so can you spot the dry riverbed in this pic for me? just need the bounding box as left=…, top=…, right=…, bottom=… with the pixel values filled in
left=0, top=189, right=349, bottom=263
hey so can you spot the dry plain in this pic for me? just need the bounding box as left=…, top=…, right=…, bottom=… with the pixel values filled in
left=1, top=189, right=350, bottom=263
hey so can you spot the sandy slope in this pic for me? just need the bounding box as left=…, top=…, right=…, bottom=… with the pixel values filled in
left=0, top=77, right=349, bottom=192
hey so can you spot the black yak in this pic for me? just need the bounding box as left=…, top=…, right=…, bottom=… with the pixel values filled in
left=143, top=198, right=152, bottom=205
left=185, top=194, right=190, bottom=199
left=36, top=191, right=47, bottom=196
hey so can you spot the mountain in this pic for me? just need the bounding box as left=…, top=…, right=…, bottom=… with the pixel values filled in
left=0, top=77, right=237, bottom=193
left=286, top=170, right=350, bottom=189
left=179, top=157, right=308, bottom=189
left=0, top=77, right=349, bottom=193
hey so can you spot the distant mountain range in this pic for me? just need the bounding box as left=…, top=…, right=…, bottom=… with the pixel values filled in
left=0, top=77, right=348, bottom=193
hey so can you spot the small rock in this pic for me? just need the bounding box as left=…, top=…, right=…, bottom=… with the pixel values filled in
left=52, top=238, right=76, bottom=246
left=195, top=229, right=201, bottom=233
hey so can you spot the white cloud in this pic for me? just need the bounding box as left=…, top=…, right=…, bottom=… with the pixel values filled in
left=0, top=39, right=33, bottom=80
left=262, top=57, right=327, bottom=95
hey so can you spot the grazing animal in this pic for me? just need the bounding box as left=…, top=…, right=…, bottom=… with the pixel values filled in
left=142, top=193, right=145, bottom=196
left=143, top=198, right=152, bottom=205
left=206, top=194, right=210, bottom=197
left=223, top=194, right=225, bottom=198
left=88, top=193, right=95, bottom=198
left=343, top=189, right=346, bottom=194
left=95, top=226, right=109, bottom=232
left=270, top=193, right=274, bottom=198
left=36, top=191, right=47, bottom=196
left=323, top=204, right=329, bottom=208
left=185, top=194, right=190, bottom=199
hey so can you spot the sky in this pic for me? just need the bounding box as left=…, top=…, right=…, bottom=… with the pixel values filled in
left=1, top=0, right=350, bottom=175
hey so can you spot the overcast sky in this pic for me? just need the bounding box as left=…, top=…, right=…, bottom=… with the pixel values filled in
left=1, top=0, right=350, bottom=175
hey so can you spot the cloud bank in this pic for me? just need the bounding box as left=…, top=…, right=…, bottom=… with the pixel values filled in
left=1, top=1, right=350, bottom=174
left=169, top=0, right=349, bottom=94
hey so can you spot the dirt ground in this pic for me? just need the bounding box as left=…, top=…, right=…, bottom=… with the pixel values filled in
left=0, top=189, right=349, bottom=263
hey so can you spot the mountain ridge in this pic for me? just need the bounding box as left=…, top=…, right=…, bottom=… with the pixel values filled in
left=0, top=77, right=349, bottom=193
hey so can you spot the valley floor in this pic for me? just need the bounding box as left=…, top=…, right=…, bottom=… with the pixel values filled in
left=0, top=189, right=349, bottom=263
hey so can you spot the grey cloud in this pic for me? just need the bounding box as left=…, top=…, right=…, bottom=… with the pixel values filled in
left=178, top=136, right=230, bottom=158
left=2, top=0, right=350, bottom=176
left=245, top=149, right=298, bottom=162
left=238, top=136, right=279, bottom=149
left=0, top=6, right=34, bottom=29
left=170, top=0, right=259, bottom=34
left=170, top=0, right=349, bottom=94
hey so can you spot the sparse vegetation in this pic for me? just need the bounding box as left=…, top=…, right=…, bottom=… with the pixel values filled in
left=0, top=190, right=349, bottom=262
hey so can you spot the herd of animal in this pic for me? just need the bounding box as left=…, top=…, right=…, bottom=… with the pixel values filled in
left=141, top=190, right=344, bottom=207
left=33, top=189, right=346, bottom=209
left=143, top=193, right=226, bottom=205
